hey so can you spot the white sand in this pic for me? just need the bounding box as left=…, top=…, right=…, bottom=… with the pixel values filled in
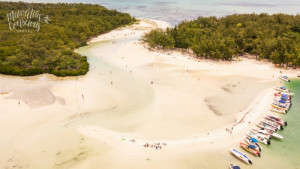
left=0, top=18, right=299, bottom=169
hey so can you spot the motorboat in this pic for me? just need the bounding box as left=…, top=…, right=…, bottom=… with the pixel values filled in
left=246, top=131, right=270, bottom=145
left=261, top=119, right=283, bottom=130
left=270, top=107, right=287, bottom=114
left=275, top=86, right=290, bottom=92
left=274, top=93, right=291, bottom=100
left=257, top=121, right=277, bottom=132
left=244, top=136, right=262, bottom=151
left=259, top=128, right=284, bottom=139
left=271, top=103, right=289, bottom=111
left=229, top=148, right=253, bottom=165
left=264, top=115, right=287, bottom=126
left=229, top=164, right=241, bottom=169
left=272, top=101, right=290, bottom=110
left=251, top=129, right=271, bottom=139
left=240, top=143, right=261, bottom=157
left=278, top=76, right=290, bottom=82
left=274, top=97, right=291, bottom=104
left=279, top=91, right=295, bottom=96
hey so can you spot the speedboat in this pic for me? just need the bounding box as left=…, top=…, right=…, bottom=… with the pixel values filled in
left=261, top=119, right=283, bottom=130
left=244, top=136, right=262, bottom=151
left=246, top=131, right=270, bottom=145
left=278, top=76, right=290, bottom=82
left=271, top=103, right=289, bottom=111
left=274, top=97, right=291, bottom=104
left=264, top=115, right=287, bottom=126
left=272, top=101, right=290, bottom=110
left=274, top=93, right=291, bottom=100
left=271, top=102, right=289, bottom=111
left=229, top=164, right=241, bottom=169
left=279, top=91, right=295, bottom=96
left=259, top=128, right=284, bottom=139
left=240, top=143, right=261, bottom=157
left=257, top=121, right=277, bottom=132
left=229, top=148, right=253, bottom=165
left=270, top=107, right=287, bottom=114
left=275, top=86, right=290, bottom=92
left=251, top=129, right=271, bottom=139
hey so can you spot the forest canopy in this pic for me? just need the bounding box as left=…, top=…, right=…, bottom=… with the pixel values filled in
left=0, top=1, right=135, bottom=76
left=144, top=14, right=300, bottom=67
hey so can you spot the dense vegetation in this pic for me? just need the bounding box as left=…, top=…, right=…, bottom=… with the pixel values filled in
left=144, top=14, right=300, bottom=67
left=0, top=2, right=135, bottom=76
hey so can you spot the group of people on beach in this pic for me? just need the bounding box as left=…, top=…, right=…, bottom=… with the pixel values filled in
left=225, top=127, right=234, bottom=134
left=143, top=142, right=167, bottom=150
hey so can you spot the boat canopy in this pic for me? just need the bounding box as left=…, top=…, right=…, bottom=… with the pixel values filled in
left=250, top=138, right=258, bottom=143
left=233, top=166, right=241, bottom=169
left=280, top=86, right=286, bottom=89
left=283, top=76, right=288, bottom=79
left=248, top=144, right=256, bottom=149
left=279, top=100, right=286, bottom=103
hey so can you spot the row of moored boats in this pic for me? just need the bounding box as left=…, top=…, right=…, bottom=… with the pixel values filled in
left=229, top=80, right=293, bottom=168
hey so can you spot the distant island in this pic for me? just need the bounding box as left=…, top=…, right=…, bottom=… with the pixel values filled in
left=144, top=14, right=300, bottom=67
left=0, top=2, right=135, bottom=76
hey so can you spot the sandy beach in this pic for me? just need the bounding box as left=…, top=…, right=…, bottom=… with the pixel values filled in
left=0, top=18, right=299, bottom=169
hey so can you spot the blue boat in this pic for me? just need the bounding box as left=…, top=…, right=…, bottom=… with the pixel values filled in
left=229, top=164, right=241, bottom=169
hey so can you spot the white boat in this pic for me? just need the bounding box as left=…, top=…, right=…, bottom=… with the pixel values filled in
left=274, top=97, right=291, bottom=104
left=261, top=119, right=283, bottom=130
left=271, top=103, right=289, bottom=111
left=246, top=131, right=270, bottom=145
left=244, top=136, right=262, bottom=151
left=257, top=121, right=277, bottom=132
left=264, top=115, right=287, bottom=126
left=279, top=91, right=295, bottom=96
left=251, top=129, right=271, bottom=139
left=275, top=94, right=291, bottom=101
left=272, top=101, right=290, bottom=109
left=254, top=128, right=284, bottom=139
left=270, top=107, right=287, bottom=114
left=229, top=148, right=253, bottom=165
left=270, top=132, right=284, bottom=139
left=278, top=76, right=290, bottom=82
left=275, top=86, right=290, bottom=92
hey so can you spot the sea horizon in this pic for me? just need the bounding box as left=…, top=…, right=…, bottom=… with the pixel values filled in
left=7, top=0, right=300, bottom=25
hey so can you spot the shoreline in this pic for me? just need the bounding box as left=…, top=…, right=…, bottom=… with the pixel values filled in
left=77, top=87, right=275, bottom=148
left=75, top=18, right=293, bottom=147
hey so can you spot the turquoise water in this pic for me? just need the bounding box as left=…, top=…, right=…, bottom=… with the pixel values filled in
left=278, top=80, right=300, bottom=167
left=9, top=0, right=300, bottom=25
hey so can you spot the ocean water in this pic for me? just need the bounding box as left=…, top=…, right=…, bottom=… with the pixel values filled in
left=8, top=0, right=300, bottom=25
left=276, top=80, right=300, bottom=167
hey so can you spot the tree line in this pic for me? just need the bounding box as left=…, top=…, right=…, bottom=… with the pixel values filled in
left=144, top=14, right=300, bottom=67
left=0, top=1, right=136, bottom=76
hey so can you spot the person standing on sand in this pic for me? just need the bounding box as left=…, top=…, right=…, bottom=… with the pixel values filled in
left=82, top=94, right=84, bottom=100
